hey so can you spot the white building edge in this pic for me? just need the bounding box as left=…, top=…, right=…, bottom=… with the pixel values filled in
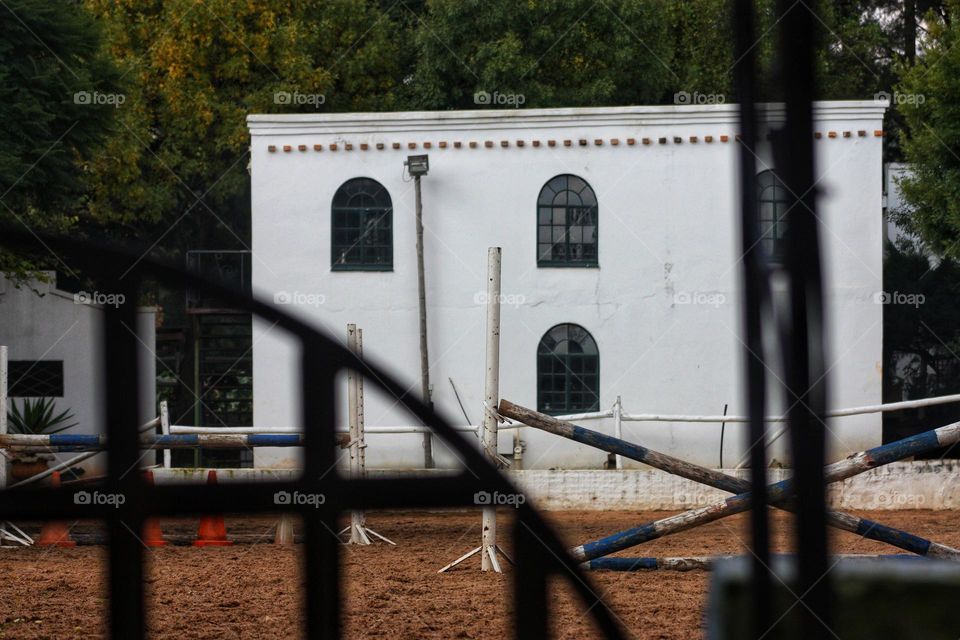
left=0, top=273, right=156, bottom=477
left=247, top=101, right=886, bottom=471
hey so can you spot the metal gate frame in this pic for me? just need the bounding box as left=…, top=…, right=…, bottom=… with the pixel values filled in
left=0, top=1, right=833, bottom=636
left=0, top=230, right=628, bottom=639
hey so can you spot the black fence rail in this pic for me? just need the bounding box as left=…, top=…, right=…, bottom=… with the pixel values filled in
left=0, top=229, right=627, bottom=639
left=0, top=1, right=834, bottom=637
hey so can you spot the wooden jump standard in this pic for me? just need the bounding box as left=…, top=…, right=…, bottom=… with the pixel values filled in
left=498, top=400, right=960, bottom=561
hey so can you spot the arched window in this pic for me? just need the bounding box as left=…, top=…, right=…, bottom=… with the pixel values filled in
left=537, top=324, right=600, bottom=415
left=331, top=178, right=393, bottom=270
left=757, top=170, right=792, bottom=261
left=537, top=174, right=598, bottom=266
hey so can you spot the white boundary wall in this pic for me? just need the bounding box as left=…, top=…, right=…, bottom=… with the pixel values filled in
left=153, top=461, right=960, bottom=511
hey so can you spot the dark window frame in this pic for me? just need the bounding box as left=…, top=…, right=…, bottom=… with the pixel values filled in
left=331, top=177, right=393, bottom=272
left=757, top=169, right=792, bottom=262
left=536, top=323, right=600, bottom=415
left=536, top=174, right=599, bottom=268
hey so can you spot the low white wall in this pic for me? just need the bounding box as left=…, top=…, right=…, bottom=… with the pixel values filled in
left=511, top=462, right=960, bottom=511
left=154, top=461, right=960, bottom=511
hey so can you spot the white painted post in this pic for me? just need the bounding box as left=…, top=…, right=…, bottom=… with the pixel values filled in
left=613, top=396, right=623, bottom=470
left=0, top=346, right=7, bottom=490
left=159, top=400, right=172, bottom=469
left=481, top=247, right=502, bottom=571
left=346, top=325, right=369, bottom=544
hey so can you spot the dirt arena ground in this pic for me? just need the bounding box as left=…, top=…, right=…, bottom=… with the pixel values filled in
left=0, top=509, right=956, bottom=639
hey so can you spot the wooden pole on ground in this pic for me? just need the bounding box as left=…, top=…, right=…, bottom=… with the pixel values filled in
left=568, top=420, right=960, bottom=561
left=499, top=400, right=960, bottom=559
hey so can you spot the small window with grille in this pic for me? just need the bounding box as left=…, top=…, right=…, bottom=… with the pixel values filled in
left=757, top=169, right=792, bottom=261
left=537, top=174, right=599, bottom=267
left=537, top=324, right=599, bottom=415
left=331, top=177, right=393, bottom=271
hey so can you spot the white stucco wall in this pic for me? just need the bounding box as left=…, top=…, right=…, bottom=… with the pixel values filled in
left=248, top=102, right=886, bottom=470
left=0, top=274, right=157, bottom=476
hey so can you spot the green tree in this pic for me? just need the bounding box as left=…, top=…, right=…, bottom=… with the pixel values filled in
left=0, top=0, right=120, bottom=276
left=83, top=0, right=409, bottom=256
left=896, top=1, right=960, bottom=258
left=406, top=0, right=675, bottom=110
left=882, top=240, right=960, bottom=444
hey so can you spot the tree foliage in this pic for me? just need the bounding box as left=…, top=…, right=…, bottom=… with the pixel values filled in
left=0, top=0, right=120, bottom=275
left=896, top=1, right=960, bottom=259
left=82, top=0, right=407, bottom=255
left=1, top=0, right=948, bottom=265
left=406, top=0, right=675, bottom=110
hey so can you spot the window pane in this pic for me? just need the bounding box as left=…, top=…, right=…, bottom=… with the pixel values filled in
left=537, top=325, right=598, bottom=414
left=538, top=175, right=598, bottom=266
left=332, top=178, right=392, bottom=269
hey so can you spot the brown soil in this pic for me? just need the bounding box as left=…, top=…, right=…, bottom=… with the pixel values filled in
left=0, top=509, right=957, bottom=639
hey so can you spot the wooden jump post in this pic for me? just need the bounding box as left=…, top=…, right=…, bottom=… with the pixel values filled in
left=341, top=324, right=394, bottom=546
left=567, top=420, right=960, bottom=562
left=439, top=247, right=512, bottom=573
left=499, top=400, right=960, bottom=560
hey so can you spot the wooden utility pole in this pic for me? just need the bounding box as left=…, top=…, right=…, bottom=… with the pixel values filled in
left=414, top=174, right=434, bottom=468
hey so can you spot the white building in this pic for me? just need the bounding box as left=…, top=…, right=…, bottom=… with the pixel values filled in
left=0, top=274, right=156, bottom=477
left=247, top=102, right=886, bottom=470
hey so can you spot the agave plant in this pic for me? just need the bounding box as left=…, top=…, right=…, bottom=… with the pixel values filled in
left=7, top=397, right=78, bottom=435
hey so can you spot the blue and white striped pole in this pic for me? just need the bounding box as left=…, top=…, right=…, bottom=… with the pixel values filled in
left=568, top=421, right=960, bottom=562
left=498, top=401, right=960, bottom=561
left=584, top=554, right=923, bottom=572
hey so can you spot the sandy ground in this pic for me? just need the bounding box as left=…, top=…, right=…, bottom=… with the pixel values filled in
left=0, top=509, right=957, bottom=639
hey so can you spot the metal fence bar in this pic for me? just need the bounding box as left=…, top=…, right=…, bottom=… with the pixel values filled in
left=733, top=0, right=773, bottom=634
left=103, top=277, right=145, bottom=640
left=777, top=1, right=832, bottom=631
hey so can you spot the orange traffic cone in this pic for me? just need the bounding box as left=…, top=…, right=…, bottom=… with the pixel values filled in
left=193, top=470, right=232, bottom=547
left=142, top=470, right=167, bottom=547
left=37, top=472, right=77, bottom=547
